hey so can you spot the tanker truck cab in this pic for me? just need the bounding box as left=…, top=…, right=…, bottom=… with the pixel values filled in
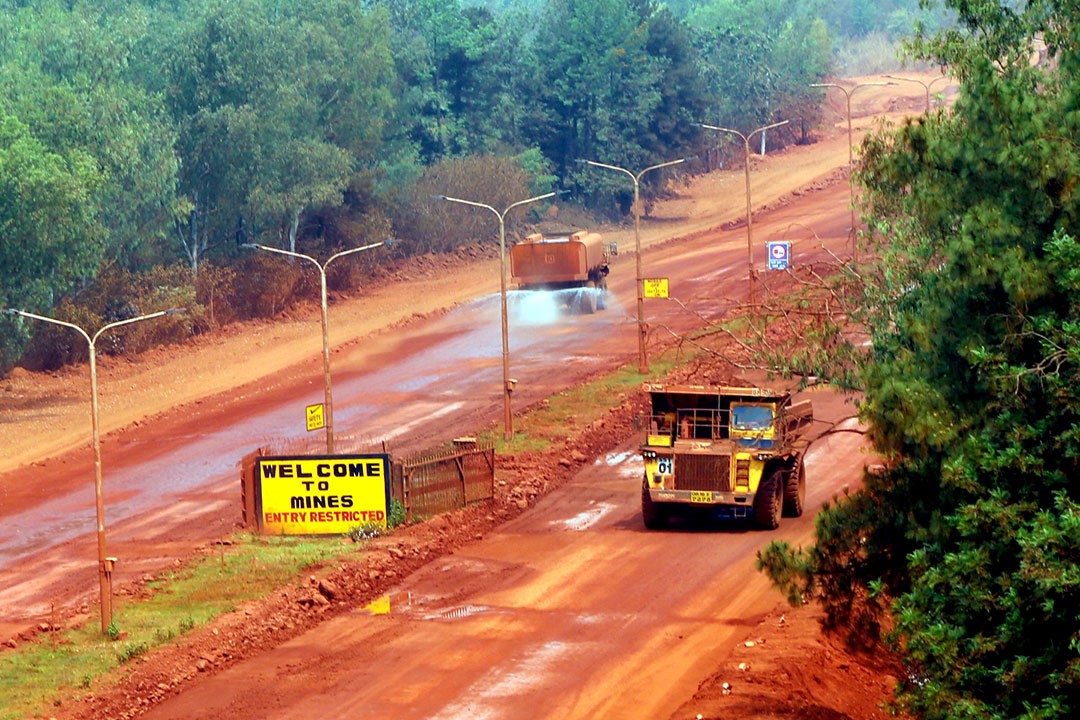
left=639, top=383, right=812, bottom=530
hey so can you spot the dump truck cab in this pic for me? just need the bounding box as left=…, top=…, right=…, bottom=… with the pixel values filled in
left=639, top=383, right=812, bottom=529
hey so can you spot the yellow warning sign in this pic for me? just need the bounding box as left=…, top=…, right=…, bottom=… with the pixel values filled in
left=644, top=278, right=669, bottom=298
left=305, top=403, right=325, bottom=432
left=256, top=454, right=390, bottom=535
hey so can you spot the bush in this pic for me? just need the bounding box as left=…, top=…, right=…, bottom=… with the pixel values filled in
left=392, top=154, right=537, bottom=255
left=194, top=262, right=239, bottom=328
left=388, top=498, right=407, bottom=528
left=224, top=254, right=307, bottom=319
left=18, top=264, right=204, bottom=370
left=20, top=300, right=104, bottom=370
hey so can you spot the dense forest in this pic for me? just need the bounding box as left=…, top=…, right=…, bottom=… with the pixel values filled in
left=758, top=1, right=1080, bottom=718
left=0, top=0, right=939, bottom=371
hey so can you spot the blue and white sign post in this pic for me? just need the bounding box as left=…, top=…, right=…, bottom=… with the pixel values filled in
left=767, top=241, right=791, bottom=271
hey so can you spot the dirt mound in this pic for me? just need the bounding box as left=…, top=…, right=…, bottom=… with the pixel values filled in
left=674, top=602, right=904, bottom=720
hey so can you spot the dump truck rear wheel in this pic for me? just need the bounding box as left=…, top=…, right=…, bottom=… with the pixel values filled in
left=754, top=468, right=783, bottom=529
left=641, top=480, right=668, bottom=529
left=782, top=457, right=806, bottom=518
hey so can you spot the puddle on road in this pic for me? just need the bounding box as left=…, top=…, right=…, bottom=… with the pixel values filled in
left=358, top=591, right=416, bottom=616
left=598, top=450, right=635, bottom=466
left=358, top=593, right=496, bottom=622
left=552, top=502, right=615, bottom=531
left=424, top=604, right=492, bottom=621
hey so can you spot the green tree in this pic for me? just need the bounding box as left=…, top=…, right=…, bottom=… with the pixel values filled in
left=525, top=0, right=702, bottom=211
left=146, top=0, right=397, bottom=271
left=0, top=1, right=180, bottom=271
left=244, top=0, right=395, bottom=253
left=376, top=0, right=530, bottom=163
left=0, top=114, right=104, bottom=369
left=689, top=0, right=832, bottom=133
left=758, top=2, right=1080, bottom=718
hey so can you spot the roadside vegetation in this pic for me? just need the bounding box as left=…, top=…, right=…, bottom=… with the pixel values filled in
left=0, top=535, right=367, bottom=720
left=757, top=2, right=1080, bottom=718
left=495, top=357, right=677, bottom=453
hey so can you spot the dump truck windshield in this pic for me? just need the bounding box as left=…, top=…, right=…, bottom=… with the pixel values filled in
left=731, top=403, right=773, bottom=431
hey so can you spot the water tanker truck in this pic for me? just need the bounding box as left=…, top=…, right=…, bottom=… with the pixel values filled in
left=509, top=230, right=615, bottom=313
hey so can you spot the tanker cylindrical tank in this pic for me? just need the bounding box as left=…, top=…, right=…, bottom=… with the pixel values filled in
left=509, top=230, right=607, bottom=290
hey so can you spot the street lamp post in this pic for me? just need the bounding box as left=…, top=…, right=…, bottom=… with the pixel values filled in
left=434, top=192, right=557, bottom=441
left=579, top=158, right=686, bottom=373
left=243, top=241, right=384, bottom=454
left=810, top=81, right=893, bottom=256
left=697, top=120, right=789, bottom=306
left=883, top=73, right=950, bottom=113
left=4, top=307, right=181, bottom=634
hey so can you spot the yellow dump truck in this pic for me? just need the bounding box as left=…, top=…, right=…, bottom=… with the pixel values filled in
left=509, top=230, right=614, bottom=313
left=639, top=383, right=813, bottom=529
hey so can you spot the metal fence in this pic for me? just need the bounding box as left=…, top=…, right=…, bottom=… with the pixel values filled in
left=392, top=440, right=496, bottom=520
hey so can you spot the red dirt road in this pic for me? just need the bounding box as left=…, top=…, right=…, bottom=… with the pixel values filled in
left=139, top=407, right=869, bottom=720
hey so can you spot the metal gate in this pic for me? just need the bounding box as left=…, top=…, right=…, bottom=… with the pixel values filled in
left=393, top=440, right=495, bottom=520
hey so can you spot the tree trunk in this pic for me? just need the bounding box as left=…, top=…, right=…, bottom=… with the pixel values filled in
left=288, top=207, right=301, bottom=254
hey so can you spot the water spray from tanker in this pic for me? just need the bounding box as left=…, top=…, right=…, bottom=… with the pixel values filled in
left=472, top=288, right=621, bottom=327
left=507, top=288, right=612, bottom=324
left=509, top=290, right=561, bottom=325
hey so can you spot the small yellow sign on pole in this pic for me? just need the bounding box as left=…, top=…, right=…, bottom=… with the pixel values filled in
left=305, top=403, right=325, bottom=432
left=643, top=278, right=669, bottom=298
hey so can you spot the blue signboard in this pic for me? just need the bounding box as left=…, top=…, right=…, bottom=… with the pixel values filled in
left=767, top=241, right=790, bottom=270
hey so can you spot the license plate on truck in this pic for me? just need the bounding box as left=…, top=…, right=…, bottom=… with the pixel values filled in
left=690, top=491, right=713, bottom=503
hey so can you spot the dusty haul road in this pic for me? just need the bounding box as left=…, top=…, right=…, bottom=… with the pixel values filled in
left=139, top=413, right=864, bottom=720
left=0, top=72, right=949, bottom=717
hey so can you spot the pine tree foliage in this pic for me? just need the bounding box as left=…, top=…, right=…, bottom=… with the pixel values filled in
left=759, top=2, right=1080, bottom=717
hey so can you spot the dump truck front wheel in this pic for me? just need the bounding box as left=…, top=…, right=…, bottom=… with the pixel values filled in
left=754, top=468, right=783, bottom=529
left=641, top=479, right=668, bottom=529
left=782, top=456, right=806, bottom=518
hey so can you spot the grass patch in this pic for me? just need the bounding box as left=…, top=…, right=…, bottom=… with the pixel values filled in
left=488, top=358, right=678, bottom=454
left=0, top=533, right=367, bottom=720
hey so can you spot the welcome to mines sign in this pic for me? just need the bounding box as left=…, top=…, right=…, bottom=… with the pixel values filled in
left=256, top=454, right=390, bottom=535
